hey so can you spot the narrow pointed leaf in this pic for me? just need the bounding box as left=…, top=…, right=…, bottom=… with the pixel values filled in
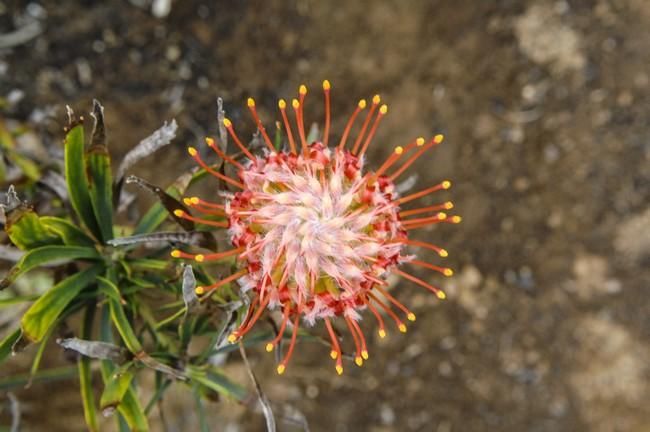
left=118, top=387, right=149, bottom=432
left=20, top=265, right=101, bottom=342
left=107, top=296, right=143, bottom=354
left=1, top=245, right=100, bottom=289
left=79, top=305, right=99, bottom=432
left=65, top=123, right=101, bottom=237
left=86, top=101, right=113, bottom=242
left=40, top=216, right=95, bottom=247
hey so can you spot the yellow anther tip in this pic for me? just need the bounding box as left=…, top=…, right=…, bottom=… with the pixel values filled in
left=187, top=147, right=197, bottom=156
left=372, top=94, right=381, bottom=104
left=436, top=291, right=447, bottom=300
left=434, top=134, right=444, bottom=144
left=182, top=198, right=192, bottom=206
left=439, top=249, right=449, bottom=257
left=378, top=329, right=387, bottom=339
left=299, top=84, right=307, bottom=95
left=416, top=137, right=425, bottom=146
left=358, top=99, right=367, bottom=109
left=223, top=118, right=232, bottom=128
left=355, top=356, right=363, bottom=367
left=361, top=350, right=369, bottom=360
left=277, top=364, right=286, bottom=375
left=190, top=197, right=200, bottom=204
left=379, top=104, right=388, bottom=114
left=227, top=334, right=237, bottom=343
left=292, top=99, right=300, bottom=109
left=452, top=216, right=462, bottom=223
left=278, top=99, right=286, bottom=109
left=195, top=286, right=205, bottom=295
left=247, top=97, right=255, bottom=107
left=407, top=313, right=416, bottom=322
left=204, top=137, right=215, bottom=146
left=173, top=209, right=184, bottom=217
left=442, top=180, right=452, bottom=189
left=444, top=268, right=454, bottom=277
left=170, top=250, right=181, bottom=258
left=398, top=324, right=407, bottom=333
left=438, top=212, right=447, bottom=220
left=445, top=201, right=454, bottom=209
left=265, top=343, right=274, bottom=352
left=330, top=350, right=338, bottom=360
left=194, top=254, right=205, bottom=262
left=336, top=365, right=343, bottom=375
left=394, top=146, right=404, bottom=155
left=323, top=80, right=331, bottom=90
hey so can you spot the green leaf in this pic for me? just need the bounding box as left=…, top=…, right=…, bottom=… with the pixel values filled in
left=1, top=245, right=100, bottom=289
left=79, top=305, right=99, bottom=432
left=86, top=150, right=114, bottom=242
left=100, top=368, right=134, bottom=413
left=118, top=386, right=149, bottom=432
left=65, top=124, right=101, bottom=237
left=0, top=328, right=21, bottom=366
left=86, top=101, right=114, bottom=243
left=106, top=294, right=143, bottom=354
left=40, top=216, right=96, bottom=247
left=4, top=206, right=62, bottom=250
left=21, top=265, right=101, bottom=342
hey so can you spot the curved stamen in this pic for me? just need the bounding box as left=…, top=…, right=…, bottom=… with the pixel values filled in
left=223, top=118, right=255, bottom=160
left=389, top=134, right=444, bottom=181
left=187, top=147, right=244, bottom=189
left=368, top=292, right=407, bottom=333
left=196, top=269, right=248, bottom=299
left=373, top=285, right=416, bottom=322
left=399, top=201, right=453, bottom=218
left=394, top=238, right=449, bottom=257
left=408, top=259, right=453, bottom=277
left=266, top=303, right=291, bottom=352
left=324, top=317, right=343, bottom=374
left=247, top=98, right=276, bottom=152
left=373, top=145, right=404, bottom=179
left=278, top=99, right=297, bottom=154
left=349, top=318, right=369, bottom=360
left=344, top=316, right=363, bottom=366
left=338, top=99, right=366, bottom=150
left=364, top=298, right=387, bottom=338
left=357, top=104, right=388, bottom=158
left=173, top=209, right=228, bottom=228
left=292, top=98, right=308, bottom=155
left=397, top=180, right=451, bottom=205
left=205, top=137, right=245, bottom=171
left=392, top=268, right=446, bottom=299
left=277, top=294, right=303, bottom=374
left=352, top=95, right=380, bottom=154
left=323, top=80, right=331, bottom=146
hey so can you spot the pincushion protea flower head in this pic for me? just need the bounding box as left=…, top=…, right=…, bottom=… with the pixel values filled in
left=172, top=81, right=460, bottom=375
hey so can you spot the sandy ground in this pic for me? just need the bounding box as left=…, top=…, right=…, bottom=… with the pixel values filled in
left=1, top=1, right=649, bottom=431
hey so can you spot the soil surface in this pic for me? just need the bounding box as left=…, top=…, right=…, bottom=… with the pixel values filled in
left=1, top=1, right=649, bottom=431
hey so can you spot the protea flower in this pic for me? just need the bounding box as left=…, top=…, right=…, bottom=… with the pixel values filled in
left=171, top=81, right=460, bottom=375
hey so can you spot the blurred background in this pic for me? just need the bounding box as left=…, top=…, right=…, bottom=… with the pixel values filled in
left=1, top=0, right=649, bottom=431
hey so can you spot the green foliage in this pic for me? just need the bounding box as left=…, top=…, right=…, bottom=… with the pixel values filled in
left=0, top=103, right=255, bottom=431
